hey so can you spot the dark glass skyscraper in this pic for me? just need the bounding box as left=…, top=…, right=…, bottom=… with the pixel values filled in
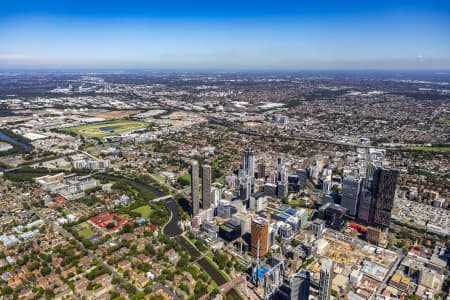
left=357, top=187, right=372, bottom=223
left=341, top=176, right=362, bottom=218
left=357, top=164, right=398, bottom=228
left=290, top=270, right=310, bottom=300
left=369, top=166, right=399, bottom=227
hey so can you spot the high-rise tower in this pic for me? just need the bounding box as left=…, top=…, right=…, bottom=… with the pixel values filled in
left=191, top=160, right=199, bottom=216
left=318, top=258, right=334, bottom=300
left=290, top=270, right=310, bottom=300
left=342, top=176, right=362, bottom=218
left=369, top=166, right=399, bottom=228
left=242, top=148, right=255, bottom=177
left=257, top=163, right=266, bottom=179
left=357, top=163, right=398, bottom=228
left=251, top=216, right=269, bottom=257
left=202, top=164, right=212, bottom=209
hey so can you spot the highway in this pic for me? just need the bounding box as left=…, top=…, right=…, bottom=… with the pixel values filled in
left=207, top=116, right=371, bottom=148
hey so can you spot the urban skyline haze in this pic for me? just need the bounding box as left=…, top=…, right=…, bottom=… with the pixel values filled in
left=0, top=0, right=450, bottom=70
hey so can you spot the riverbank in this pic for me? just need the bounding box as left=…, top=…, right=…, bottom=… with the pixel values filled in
left=0, top=129, right=33, bottom=152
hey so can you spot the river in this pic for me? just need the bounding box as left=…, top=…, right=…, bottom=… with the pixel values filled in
left=0, top=131, right=33, bottom=152
left=5, top=171, right=230, bottom=289
left=124, top=178, right=228, bottom=285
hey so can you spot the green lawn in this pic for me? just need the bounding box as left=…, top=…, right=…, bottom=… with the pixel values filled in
left=289, top=199, right=306, bottom=208
left=177, top=174, right=191, bottom=186
left=155, top=175, right=166, bottom=182
left=62, top=119, right=149, bottom=138
left=79, top=228, right=95, bottom=239
left=436, top=118, right=450, bottom=125
left=132, top=205, right=153, bottom=218
left=409, top=146, right=450, bottom=152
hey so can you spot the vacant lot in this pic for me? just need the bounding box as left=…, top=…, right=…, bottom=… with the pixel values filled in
left=62, top=119, right=149, bottom=138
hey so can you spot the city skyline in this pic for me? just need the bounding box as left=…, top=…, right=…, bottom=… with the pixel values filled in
left=1, top=0, right=450, bottom=70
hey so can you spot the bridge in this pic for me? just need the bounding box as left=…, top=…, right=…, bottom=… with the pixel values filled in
left=199, top=274, right=249, bottom=300
left=150, top=194, right=173, bottom=202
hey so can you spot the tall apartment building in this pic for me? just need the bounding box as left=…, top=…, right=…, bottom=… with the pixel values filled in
left=318, top=258, right=334, bottom=300
left=191, top=160, right=199, bottom=216
left=251, top=216, right=269, bottom=257
left=202, top=164, right=212, bottom=209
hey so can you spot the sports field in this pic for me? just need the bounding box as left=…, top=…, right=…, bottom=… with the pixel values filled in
left=62, top=119, right=149, bottom=138
left=132, top=205, right=152, bottom=218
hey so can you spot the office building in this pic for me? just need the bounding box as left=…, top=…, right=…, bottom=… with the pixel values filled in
left=210, top=187, right=220, bottom=207
left=342, top=176, right=362, bottom=218
left=264, top=183, right=277, bottom=196
left=288, top=174, right=300, bottom=193
left=257, top=163, right=266, bottom=179
left=251, top=216, right=269, bottom=257
left=249, top=192, right=268, bottom=212
left=318, top=258, right=334, bottom=300
left=318, top=203, right=347, bottom=230
left=322, top=178, right=331, bottom=193
left=242, top=148, right=255, bottom=177
left=290, top=270, right=310, bottom=300
left=232, top=212, right=251, bottom=234
left=240, top=178, right=253, bottom=204
left=311, top=219, right=325, bottom=237
left=277, top=181, right=289, bottom=198
left=357, top=187, right=372, bottom=223
left=202, top=164, right=212, bottom=209
left=277, top=157, right=283, bottom=181
left=369, top=166, right=399, bottom=228
left=191, top=161, right=199, bottom=216
left=358, top=163, right=398, bottom=228
left=219, top=220, right=241, bottom=242
left=296, top=169, right=308, bottom=190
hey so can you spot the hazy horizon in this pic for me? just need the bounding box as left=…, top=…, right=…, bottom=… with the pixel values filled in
left=1, top=0, right=450, bottom=70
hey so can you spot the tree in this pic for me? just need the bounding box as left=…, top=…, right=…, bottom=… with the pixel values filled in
left=41, top=266, right=51, bottom=276
left=1, top=286, right=13, bottom=295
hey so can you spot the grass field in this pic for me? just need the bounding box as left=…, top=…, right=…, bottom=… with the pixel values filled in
left=133, top=205, right=153, bottom=218
left=409, top=146, right=450, bottom=152
left=79, top=228, right=95, bottom=239
left=155, top=175, right=166, bottom=182
left=62, top=119, right=149, bottom=138
left=436, top=118, right=450, bottom=125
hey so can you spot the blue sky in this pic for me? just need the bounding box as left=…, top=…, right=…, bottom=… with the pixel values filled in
left=0, top=0, right=449, bottom=70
